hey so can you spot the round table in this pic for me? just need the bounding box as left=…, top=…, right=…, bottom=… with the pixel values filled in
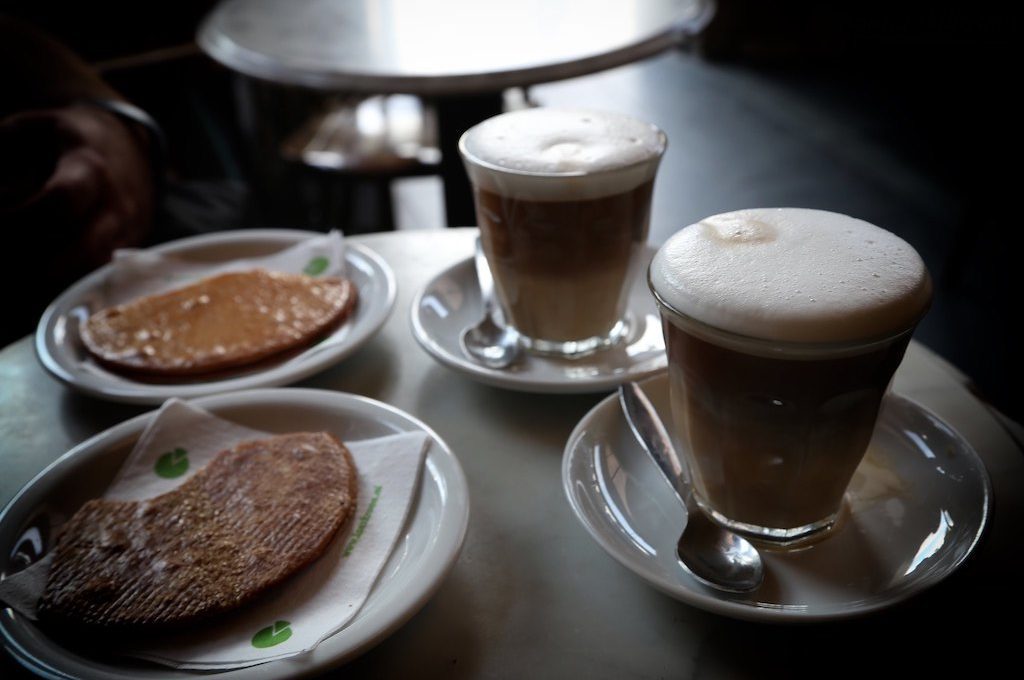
left=197, top=0, right=712, bottom=225
left=2, top=229, right=1021, bottom=677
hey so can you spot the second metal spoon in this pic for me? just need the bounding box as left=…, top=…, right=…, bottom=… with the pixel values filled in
left=460, top=237, right=521, bottom=369
left=619, top=382, right=764, bottom=593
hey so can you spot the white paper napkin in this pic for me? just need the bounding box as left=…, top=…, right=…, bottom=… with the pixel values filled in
left=0, top=399, right=429, bottom=670
left=101, top=230, right=347, bottom=306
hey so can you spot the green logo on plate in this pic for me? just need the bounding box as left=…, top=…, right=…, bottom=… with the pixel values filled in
left=252, top=620, right=292, bottom=648
left=303, top=256, right=329, bottom=276
left=154, top=448, right=189, bottom=478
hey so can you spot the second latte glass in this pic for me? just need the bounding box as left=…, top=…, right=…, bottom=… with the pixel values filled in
left=459, top=108, right=667, bottom=357
left=649, top=208, right=934, bottom=542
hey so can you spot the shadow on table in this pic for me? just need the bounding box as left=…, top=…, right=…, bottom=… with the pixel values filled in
left=690, top=559, right=1013, bottom=677
left=341, top=567, right=485, bottom=677
left=302, top=337, right=401, bottom=400
left=412, top=364, right=605, bottom=452
left=58, top=391, right=145, bottom=446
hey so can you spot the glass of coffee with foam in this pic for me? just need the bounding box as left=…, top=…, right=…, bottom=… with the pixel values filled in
left=459, top=108, right=667, bottom=357
left=649, top=208, right=933, bottom=542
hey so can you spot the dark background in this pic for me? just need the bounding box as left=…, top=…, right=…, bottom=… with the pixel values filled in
left=691, top=2, right=1020, bottom=425
left=1, top=3, right=1018, bottom=415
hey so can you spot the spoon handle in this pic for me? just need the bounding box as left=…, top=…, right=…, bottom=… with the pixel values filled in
left=473, top=236, right=503, bottom=325
left=619, top=382, right=694, bottom=508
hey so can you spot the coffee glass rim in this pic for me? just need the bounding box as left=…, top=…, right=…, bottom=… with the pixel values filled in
left=648, top=268, right=930, bottom=359
left=458, top=118, right=668, bottom=181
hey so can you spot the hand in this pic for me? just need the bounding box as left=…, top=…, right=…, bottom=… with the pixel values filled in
left=0, top=104, right=155, bottom=284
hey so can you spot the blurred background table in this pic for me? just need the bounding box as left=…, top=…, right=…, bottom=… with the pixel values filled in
left=197, top=0, right=712, bottom=227
left=2, top=228, right=1022, bottom=678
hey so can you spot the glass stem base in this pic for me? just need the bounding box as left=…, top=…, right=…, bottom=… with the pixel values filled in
left=519, top=317, right=630, bottom=359
left=696, top=498, right=840, bottom=544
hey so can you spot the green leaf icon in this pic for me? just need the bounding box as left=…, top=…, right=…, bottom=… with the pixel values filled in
left=154, top=448, right=189, bottom=479
left=252, top=620, right=292, bottom=648
left=303, top=256, right=329, bottom=276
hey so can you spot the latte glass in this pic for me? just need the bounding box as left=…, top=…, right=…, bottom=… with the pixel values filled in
left=649, top=208, right=932, bottom=542
left=459, top=108, right=666, bottom=357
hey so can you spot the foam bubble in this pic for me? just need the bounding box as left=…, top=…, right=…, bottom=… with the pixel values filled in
left=650, top=208, right=933, bottom=343
left=460, top=108, right=666, bottom=201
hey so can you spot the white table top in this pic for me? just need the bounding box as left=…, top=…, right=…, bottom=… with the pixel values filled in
left=197, top=0, right=711, bottom=94
left=2, top=228, right=1021, bottom=677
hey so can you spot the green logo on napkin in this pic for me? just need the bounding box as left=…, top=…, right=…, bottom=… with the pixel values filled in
left=303, top=256, right=329, bottom=276
left=343, top=485, right=382, bottom=557
left=252, top=620, right=292, bottom=648
left=155, top=448, right=189, bottom=478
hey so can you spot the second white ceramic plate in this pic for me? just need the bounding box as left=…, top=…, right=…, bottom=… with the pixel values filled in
left=0, top=388, right=469, bottom=678
left=35, top=230, right=397, bottom=404
left=411, top=245, right=667, bottom=393
left=562, top=374, right=991, bottom=622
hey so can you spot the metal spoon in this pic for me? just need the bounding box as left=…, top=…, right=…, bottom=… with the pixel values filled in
left=619, top=382, right=764, bottom=593
left=460, top=237, right=521, bottom=369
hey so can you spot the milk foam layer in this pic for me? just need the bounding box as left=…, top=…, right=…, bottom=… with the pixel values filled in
left=650, top=208, right=933, bottom=343
left=460, top=108, right=666, bottom=201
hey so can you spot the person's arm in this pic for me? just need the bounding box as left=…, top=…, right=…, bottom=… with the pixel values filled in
left=0, top=16, right=160, bottom=341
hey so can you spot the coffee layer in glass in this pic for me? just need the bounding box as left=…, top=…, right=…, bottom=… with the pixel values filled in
left=659, top=304, right=915, bottom=541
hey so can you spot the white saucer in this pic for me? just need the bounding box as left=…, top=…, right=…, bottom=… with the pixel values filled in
left=410, top=246, right=667, bottom=393
left=35, top=230, right=397, bottom=405
left=562, top=374, right=991, bottom=622
left=0, top=388, right=469, bottom=678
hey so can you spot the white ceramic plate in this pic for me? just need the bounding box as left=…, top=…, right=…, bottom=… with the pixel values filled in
left=562, top=374, right=991, bottom=622
left=35, top=230, right=397, bottom=405
left=0, top=388, right=469, bottom=678
left=410, top=246, right=667, bottom=393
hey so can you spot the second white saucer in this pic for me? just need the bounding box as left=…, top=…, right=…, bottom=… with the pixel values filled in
left=410, top=245, right=667, bottom=393
left=562, top=373, right=992, bottom=622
